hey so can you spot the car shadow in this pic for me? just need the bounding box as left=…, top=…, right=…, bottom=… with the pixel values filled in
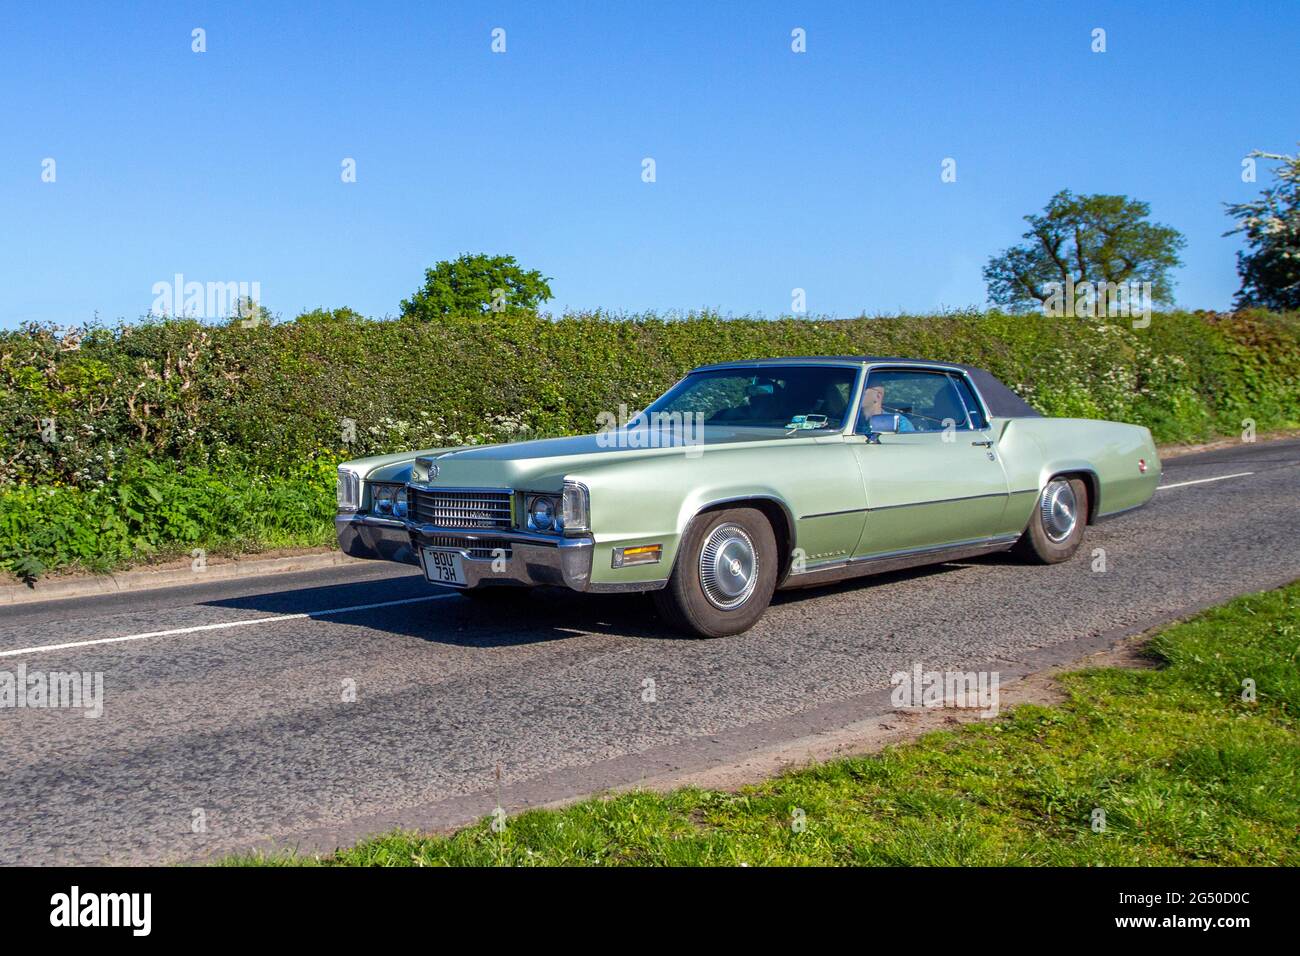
left=959, top=549, right=1028, bottom=567
left=202, top=558, right=993, bottom=648
left=768, top=560, right=964, bottom=606
left=201, top=573, right=676, bottom=647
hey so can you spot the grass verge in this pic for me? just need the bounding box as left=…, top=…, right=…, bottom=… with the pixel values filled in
left=231, top=582, right=1299, bottom=866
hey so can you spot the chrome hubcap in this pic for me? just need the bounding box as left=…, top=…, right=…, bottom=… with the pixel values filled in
left=699, top=524, right=758, bottom=610
left=1040, top=479, right=1078, bottom=542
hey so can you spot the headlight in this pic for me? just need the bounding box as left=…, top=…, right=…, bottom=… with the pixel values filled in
left=370, top=483, right=408, bottom=518
left=527, top=495, right=557, bottom=531
left=562, top=480, right=589, bottom=533
left=337, top=468, right=361, bottom=512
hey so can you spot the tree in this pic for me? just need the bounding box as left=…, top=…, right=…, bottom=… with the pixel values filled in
left=1225, top=147, right=1300, bottom=311
left=983, top=190, right=1185, bottom=312
left=294, top=307, right=367, bottom=324
left=220, top=298, right=274, bottom=328
left=400, top=254, right=553, bottom=319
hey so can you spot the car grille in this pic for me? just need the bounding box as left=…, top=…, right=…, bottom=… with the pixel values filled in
left=424, top=535, right=513, bottom=560
left=407, top=487, right=514, bottom=530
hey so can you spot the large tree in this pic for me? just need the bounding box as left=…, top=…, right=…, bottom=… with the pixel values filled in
left=400, top=253, right=553, bottom=319
left=1225, top=148, right=1300, bottom=311
left=983, top=190, right=1185, bottom=312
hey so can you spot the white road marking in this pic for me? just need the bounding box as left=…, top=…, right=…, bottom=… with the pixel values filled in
left=0, top=593, right=456, bottom=659
left=1157, top=471, right=1254, bottom=491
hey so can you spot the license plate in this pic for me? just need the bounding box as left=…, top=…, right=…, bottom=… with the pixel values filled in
left=421, top=547, right=467, bottom=586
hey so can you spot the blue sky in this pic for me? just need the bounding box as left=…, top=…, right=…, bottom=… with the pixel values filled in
left=2, top=0, right=1296, bottom=327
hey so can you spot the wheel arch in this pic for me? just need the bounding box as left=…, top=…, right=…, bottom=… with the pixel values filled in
left=672, top=495, right=795, bottom=583
left=1042, top=467, right=1101, bottom=525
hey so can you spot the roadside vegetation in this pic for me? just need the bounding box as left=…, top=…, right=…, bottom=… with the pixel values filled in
left=229, top=582, right=1300, bottom=866
left=0, top=459, right=335, bottom=580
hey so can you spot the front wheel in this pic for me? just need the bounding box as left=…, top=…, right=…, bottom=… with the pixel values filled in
left=1013, top=476, right=1089, bottom=564
left=653, top=508, right=778, bottom=638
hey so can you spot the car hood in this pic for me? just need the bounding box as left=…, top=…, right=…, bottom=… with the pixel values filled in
left=404, top=426, right=832, bottom=489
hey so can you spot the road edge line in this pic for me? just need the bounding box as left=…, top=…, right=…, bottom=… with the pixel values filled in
left=0, top=551, right=366, bottom=607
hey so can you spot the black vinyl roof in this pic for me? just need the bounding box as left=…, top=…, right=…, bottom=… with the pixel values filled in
left=691, top=356, right=1042, bottom=419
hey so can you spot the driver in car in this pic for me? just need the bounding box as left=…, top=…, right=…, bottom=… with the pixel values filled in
left=860, top=384, right=917, bottom=432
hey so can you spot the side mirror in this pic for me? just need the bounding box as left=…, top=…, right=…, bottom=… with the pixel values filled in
left=866, top=413, right=900, bottom=443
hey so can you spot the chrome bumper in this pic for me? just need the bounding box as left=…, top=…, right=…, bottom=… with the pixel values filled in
left=335, top=514, right=596, bottom=591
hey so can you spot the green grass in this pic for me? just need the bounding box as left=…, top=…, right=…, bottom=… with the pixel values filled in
left=230, top=583, right=1300, bottom=866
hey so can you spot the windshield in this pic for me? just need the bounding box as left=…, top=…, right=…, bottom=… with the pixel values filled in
left=645, top=365, right=860, bottom=432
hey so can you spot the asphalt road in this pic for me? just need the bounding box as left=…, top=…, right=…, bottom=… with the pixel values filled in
left=2, top=438, right=1298, bottom=865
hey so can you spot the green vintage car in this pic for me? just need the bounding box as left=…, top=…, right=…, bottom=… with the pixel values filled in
left=336, top=357, right=1161, bottom=637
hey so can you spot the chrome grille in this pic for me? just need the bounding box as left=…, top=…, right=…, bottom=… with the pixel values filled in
left=425, top=535, right=513, bottom=560
left=408, top=487, right=513, bottom=530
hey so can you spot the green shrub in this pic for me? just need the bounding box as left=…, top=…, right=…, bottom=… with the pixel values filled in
left=0, top=457, right=335, bottom=577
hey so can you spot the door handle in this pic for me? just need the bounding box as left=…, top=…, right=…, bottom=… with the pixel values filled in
left=971, top=440, right=993, bottom=447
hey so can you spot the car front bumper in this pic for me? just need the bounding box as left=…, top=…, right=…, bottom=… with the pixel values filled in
left=335, top=513, right=602, bottom=591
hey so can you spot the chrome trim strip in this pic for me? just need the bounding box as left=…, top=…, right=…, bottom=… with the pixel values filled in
left=343, top=514, right=405, bottom=528
left=405, top=483, right=513, bottom=495
left=813, top=488, right=1034, bottom=519
left=781, top=533, right=1020, bottom=589
left=587, top=579, right=669, bottom=593
left=865, top=490, right=1010, bottom=512
left=693, top=358, right=867, bottom=372
left=407, top=523, right=570, bottom=546
left=689, top=495, right=797, bottom=539
left=804, top=533, right=1021, bottom=572
left=947, top=370, right=977, bottom=430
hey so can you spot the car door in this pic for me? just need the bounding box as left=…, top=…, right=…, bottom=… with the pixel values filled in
left=847, top=367, right=1010, bottom=556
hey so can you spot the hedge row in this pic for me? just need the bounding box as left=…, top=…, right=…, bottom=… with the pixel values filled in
left=1, top=309, right=1298, bottom=575
left=5, top=309, right=1299, bottom=488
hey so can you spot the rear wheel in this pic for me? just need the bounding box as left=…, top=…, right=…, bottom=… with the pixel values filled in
left=1013, top=476, right=1088, bottom=564
left=653, top=508, right=778, bottom=638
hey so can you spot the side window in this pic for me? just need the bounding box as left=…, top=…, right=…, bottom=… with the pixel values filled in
left=856, top=369, right=973, bottom=434
left=948, top=374, right=989, bottom=430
